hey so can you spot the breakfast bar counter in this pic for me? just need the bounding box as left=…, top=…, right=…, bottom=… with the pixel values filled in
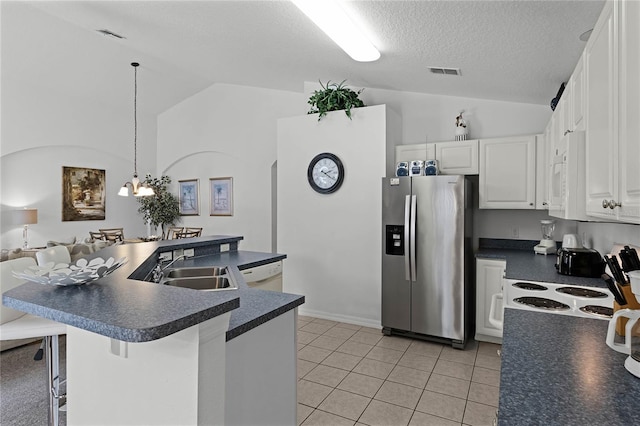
left=499, top=308, right=640, bottom=425
left=1, top=235, right=304, bottom=425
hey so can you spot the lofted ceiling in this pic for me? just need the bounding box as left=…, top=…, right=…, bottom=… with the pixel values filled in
left=1, top=0, right=605, bottom=116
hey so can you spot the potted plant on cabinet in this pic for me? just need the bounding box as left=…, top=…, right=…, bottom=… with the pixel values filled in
left=136, top=174, right=181, bottom=239
left=307, top=80, right=365, bottom=121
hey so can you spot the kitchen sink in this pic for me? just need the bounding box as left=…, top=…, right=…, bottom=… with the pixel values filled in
left=163, top=266, right=227, bottom=279
left=157, top=266, right=236, bottom=291
left=162, top=276, right=235, bottom=291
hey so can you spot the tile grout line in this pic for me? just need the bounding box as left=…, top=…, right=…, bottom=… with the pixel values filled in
left=298, top=317, right=501, bottom=426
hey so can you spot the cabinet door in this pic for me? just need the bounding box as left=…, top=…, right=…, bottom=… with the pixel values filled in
left=535, top=134, right=549, bottom=210
left=435, top=140, right=479, bottom=175
left=394, top=143, right=435, bottom=165
left=617, top=0, right=640, bottom=223
left=585, top=0, right=618, bottom=219
left=479, top=136, right=536, bottom=209
left=570, top=54, right=585, bottom=131
left=475, top=258, right=505, bottom=341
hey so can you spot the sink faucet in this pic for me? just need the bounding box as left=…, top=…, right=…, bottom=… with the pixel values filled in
left=151, top=255, right=186, bottom=283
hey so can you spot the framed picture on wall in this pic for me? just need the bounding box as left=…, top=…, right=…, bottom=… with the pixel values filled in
left=209, top=177, right=233, bottom=216
left=62, top=166, right=106, bottom=221
left=179, top=179, right=199, bottom=215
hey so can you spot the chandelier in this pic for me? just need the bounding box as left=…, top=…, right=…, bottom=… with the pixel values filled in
left=118, top=62, right=154, bottom=197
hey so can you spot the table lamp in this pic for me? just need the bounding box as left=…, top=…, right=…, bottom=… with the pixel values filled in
left=15, top=208, right=38, bottom=249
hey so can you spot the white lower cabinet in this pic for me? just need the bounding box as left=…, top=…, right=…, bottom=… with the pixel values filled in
left=479, top=136, right=536, bottom=209
left=475, top=258, right=506, bottom=343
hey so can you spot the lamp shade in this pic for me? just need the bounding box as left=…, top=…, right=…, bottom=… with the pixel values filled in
left=15, top=208, right=38, bottom=225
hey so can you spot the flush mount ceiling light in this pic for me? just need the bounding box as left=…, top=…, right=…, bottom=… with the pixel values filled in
left=118, top=62, right=154, bottom=197
left=291, top=0, right=380, bottom=62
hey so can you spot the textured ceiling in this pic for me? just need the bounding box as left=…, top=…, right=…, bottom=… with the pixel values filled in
left=1, top=1, right=605, bottom=115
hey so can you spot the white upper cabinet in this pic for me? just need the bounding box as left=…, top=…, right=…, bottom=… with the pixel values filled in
left=617, top=0, right=640, bottom=223
left=435, top=140, right=479, bottom=175
left=569, top=55, right=586, bottom=132
left=535, top=133, right=549, bottom=210
left=395, top=140, right=478, bottom=175
left=479, top=135, right=536, bottom=209
left=585, top=0, right=640, bottom=223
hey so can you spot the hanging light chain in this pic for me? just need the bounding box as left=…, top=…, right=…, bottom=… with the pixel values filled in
left=132, top=62, right=139, bottom=177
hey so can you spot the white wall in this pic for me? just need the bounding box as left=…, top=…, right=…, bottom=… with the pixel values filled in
left=0, top=77, right=155, bottom=248
left=277, top=105, right=400, bottom=327
left=156, top=83, right=303, bottom=252
left=304, top=81, right=552, bottom=145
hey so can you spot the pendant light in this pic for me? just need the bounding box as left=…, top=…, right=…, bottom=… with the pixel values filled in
left=118, top=62, right=154, bottom=197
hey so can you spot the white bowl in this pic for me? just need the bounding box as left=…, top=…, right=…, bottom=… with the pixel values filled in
left=13, top=257, right=127, bottom=286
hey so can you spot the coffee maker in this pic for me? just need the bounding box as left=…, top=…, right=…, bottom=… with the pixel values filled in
left=606, top=270, right=640, bottom=379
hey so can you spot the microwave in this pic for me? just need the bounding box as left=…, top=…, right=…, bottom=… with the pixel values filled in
left=548, top=131, right=589, bottom=220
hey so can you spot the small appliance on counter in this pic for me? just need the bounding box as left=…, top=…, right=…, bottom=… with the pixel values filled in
left=409, top=160, right=424, bottom=176
left=606, top=270, right=640, bottom=379
left=561, top=233, right=581, bottom=248
left=556, top=247, right=605, bottom=277
left=534, top=220, right=557, bottom=255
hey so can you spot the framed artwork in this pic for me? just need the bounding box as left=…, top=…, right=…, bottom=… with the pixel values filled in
left=209, top=177, right=233, bottom=216
left=62, top=166, right=106, bottom=221
left=179, top=179, right=200, bottom=215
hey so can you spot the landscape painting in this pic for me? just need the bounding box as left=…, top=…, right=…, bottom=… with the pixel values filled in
left=62, top=166, right=106, bottom=221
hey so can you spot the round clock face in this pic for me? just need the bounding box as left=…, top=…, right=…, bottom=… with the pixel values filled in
left=307, top=153, right=344, bottom=194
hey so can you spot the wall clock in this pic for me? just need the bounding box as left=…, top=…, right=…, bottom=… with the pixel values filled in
left=307, top=152, right=345, bottom=194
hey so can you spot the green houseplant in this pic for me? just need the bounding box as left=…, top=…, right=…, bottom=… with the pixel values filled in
left=136, top=174, right=181, bottom=239
left=307, top=80, right=365, bottom=121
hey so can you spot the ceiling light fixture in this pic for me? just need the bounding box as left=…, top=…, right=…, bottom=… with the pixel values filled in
left=118, top=62, right=154, bottom=197
left=291, top=0, right=380, bottom=62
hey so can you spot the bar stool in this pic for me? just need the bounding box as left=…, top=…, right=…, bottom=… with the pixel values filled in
left=1, top=258, right=67, bottom=426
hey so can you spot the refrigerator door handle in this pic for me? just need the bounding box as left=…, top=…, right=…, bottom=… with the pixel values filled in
left=410, top=195, right=417, bottom=280
left=404, top=195, right=411, bottom=281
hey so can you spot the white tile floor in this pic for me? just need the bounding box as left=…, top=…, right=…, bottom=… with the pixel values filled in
left=297, top=316, right=501, bottom=426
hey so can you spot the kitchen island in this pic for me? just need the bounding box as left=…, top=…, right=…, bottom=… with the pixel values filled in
left=2, top=235, right=304, bottom=425
left=499, top=308, right=640, bottom=425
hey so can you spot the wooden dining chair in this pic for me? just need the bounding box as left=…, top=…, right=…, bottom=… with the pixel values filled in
left=184, top=227, right=203, bottom=237
left=165, top=226, right=184, bottom=240
left=175, top=231, right=200, bottom=239
left=89, top=231, right=106, bottom=242
left=99, top=228, right=124, bottom=243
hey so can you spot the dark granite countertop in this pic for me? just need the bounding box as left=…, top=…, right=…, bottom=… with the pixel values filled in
left=476, top=239, right=607, bottom=289
left=499, top=308, right=639, bottom=426
left=162, top=250, right=303, bottom=340
left=2, top=236, right=304, bottom=342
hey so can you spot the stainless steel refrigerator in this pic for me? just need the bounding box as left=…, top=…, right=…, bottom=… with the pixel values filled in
left=382, top=175, right=472, bottom=349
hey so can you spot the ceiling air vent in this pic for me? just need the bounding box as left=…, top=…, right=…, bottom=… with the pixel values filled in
left=96, top=29, right=125, bottom=40
left=428, top=67, right=461, bottom=76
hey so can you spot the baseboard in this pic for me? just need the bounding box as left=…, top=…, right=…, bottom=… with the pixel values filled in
left=298, top=308, right=381, bottom=330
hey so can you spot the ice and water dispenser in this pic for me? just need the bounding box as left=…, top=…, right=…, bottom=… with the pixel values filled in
left=385, top=225, right=405, bottom=256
